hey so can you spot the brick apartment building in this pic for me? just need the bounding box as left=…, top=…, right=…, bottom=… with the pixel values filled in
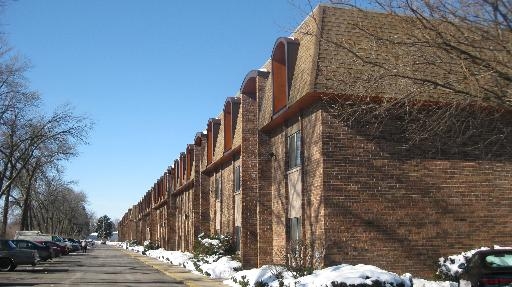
left=119, top=4, right=512, bottom=277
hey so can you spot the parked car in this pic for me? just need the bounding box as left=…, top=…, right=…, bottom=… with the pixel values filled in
left=0, top=239, right=39, bottom=271
left=64, top=238, right=81, bottom=252
left=36, top=241, right=67, bottom=256
left=11, top=239, right=53, bottom=261
left=458, top=248, right=512, bottom=287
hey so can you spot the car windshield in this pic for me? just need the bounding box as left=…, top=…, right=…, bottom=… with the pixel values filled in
left=484, top=253, right=512, bottom=268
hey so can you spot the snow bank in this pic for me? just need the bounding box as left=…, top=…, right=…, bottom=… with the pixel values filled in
left=198, top=255, right=242, bottom=278
left=145, top=248, right=193, bottom=266
left=297, top=265, right=412, bottom=287
left=225, top=264, right=413, bottom=287
left=121, top=243, right=485, bottom=287
left=413, top=279, right=457, bottom=287
left=140, top=247, right=241, bottom=279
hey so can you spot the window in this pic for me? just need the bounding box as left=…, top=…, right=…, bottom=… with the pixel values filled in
left=289, top=217, right=302, bottom=243
left=288, top=131, right=301, bottom=169
left=234, top=166, right=240, bottom=193
left=234, top=226, right=241, bottom=252
left=215, top=174, right=222, bottom=201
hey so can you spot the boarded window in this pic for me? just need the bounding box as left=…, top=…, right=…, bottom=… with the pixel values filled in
left=288, top=167, right=302, bottom=218
left=235, top=193, right=241, bottom=227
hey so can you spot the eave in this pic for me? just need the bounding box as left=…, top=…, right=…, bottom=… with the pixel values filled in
left=260, top=91, right=512, bottom=134
left=261, top=92, right=326, bottom=133
left=202, top=144, right=241, bottom=175
left=172, top=178, right=195, bottom=196
left=152, top=197, right=168, bottom=210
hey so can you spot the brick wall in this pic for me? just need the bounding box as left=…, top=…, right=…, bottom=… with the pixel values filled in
left=321, top=105, right=512, bottom=278
left=256, top=72, right=274, bottom=266
left=269, top=126, right=287, bottom=264
left=301, top=103, right=326, bottom=264
left=240, top=93, right=259, bottom=267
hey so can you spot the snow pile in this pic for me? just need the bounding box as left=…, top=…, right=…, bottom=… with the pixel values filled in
left=106, top=241, right=124, bottom=248
left=413, top=279, right=457, bottom=287
left=145, top=248, right=193, bottom=266
left=199, top=256, right=242, bottom=279
left=225, top=264, right=412, bottom=287
left=298, top=265, right=412, bottom=287
left=127, top=244, right=144, bottom=254
left=200, top=237, right=221, bottom=247
left=122, top=242, right=512, bottom=287
left=138, top=247, right=241, bottom=279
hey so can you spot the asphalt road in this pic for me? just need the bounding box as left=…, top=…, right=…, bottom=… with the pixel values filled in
left=0, top=244, right=185, bottom=286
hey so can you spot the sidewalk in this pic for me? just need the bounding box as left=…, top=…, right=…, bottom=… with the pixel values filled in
left=123, top=249, right=227, bottom=287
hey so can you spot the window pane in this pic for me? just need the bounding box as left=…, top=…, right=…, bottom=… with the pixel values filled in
left=288, top=131, right=301, bottom=169
left=216, top=175, right=222, bottom=200
left=234, top=166, right=241, bottom=192
left=291, top=218, right=297, bottom=241
left=296, top=131, right=301, bottom=167
left=289, top=217, right=302, bottom=243
left=289, top=133, right=296, bottom=168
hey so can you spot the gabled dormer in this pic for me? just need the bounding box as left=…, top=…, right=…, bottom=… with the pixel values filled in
left=271, top=37, right=299, bottom=116
left=223, top=97, right=241, bottom=153
left=179, top=152, right=186, bottom=185
left=173, top=159, right=179, bottom=188
left=241, top=69, right=270, bottom=98
left=186, top=144, right=194, bottom=180
left=167, top=167, right=175, bottom=193
left=207, top=118, right=221, bottom=165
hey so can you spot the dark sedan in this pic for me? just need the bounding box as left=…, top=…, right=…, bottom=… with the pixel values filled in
left=36, top=240, right=68, bottom=256
left=10, top=239, right=53, bottom=261
left=459, top=248, right=512, bottom=287
left=0, top=239, right=39, bottom=271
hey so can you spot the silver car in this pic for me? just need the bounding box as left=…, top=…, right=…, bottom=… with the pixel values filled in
left=0, top=239, right=39, bottom=271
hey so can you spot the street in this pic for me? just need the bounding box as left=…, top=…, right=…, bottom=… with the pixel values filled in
left=0, top=244, right=184, bottom=286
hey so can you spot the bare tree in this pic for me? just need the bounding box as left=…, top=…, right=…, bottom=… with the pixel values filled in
left=0, top=36, right=92, bottom=236
left=29, top=174, right=91, bottom=237
left=306, top=0, right=511, bottom=158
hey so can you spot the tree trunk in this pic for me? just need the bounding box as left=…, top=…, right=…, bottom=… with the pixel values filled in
left=20, top=191, right=31, bottom=230
left=20, top=171, right=36, bottom=230
left=0, top=186, right=11, bottom=237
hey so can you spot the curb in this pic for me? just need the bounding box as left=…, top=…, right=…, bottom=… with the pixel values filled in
left=122, top=249, right=226, bottom=287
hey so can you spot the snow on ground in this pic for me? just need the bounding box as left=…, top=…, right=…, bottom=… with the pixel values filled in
left=413, top=279, right=457, bottom=287
left=224, top=264, right=414, bottom=287
left=111, top=241, right=462, bottom=287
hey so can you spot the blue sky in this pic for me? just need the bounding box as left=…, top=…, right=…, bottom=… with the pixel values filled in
left=2, top=0, right=324, bottom=220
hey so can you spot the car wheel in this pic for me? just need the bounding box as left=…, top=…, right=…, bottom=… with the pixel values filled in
left=0, top=258, right=12, bottom=272
left=0, top=258, right=13, bottom=272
